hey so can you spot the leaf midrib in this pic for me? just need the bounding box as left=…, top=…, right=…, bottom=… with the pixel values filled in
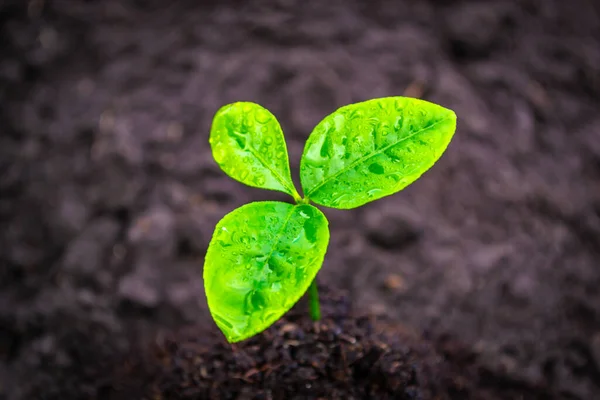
left=247, top=145, right=297, bottom=197
left=304, top=116, right=452, bottom=198
left=261, top=204, right=296, bottom=280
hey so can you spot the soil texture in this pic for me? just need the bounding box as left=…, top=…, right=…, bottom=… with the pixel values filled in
left=1, top=0, right=600, bottom=399
left=111, top=289, right=556, bottom=400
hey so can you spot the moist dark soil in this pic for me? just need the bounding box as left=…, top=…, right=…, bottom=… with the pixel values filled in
left=111, top=289, right=556, bottom=400
left=1, top=0, right=600, bottom=399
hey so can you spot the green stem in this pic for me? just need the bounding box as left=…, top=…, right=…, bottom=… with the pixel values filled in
left=308, top=277, right=321, bottom=321
left=290, top=189, right=303, bottom=204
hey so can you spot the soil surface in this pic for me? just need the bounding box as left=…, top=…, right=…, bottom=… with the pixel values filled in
left=111, top=289, right=557, bottom=400
left=1, top=0, right=600, bottom=399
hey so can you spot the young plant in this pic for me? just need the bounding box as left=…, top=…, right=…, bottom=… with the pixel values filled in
left=204, top=97, right=457, bottom=342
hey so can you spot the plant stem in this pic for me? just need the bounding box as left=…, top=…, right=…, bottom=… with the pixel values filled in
left=291, top=189, right=310, bottom=205
left=308, top=278, right=321, bottom=321
left=291, top=189, right=303, bottom=204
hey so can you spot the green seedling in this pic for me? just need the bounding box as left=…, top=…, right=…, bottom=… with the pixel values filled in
left=204, top=97, right=457, bottom=342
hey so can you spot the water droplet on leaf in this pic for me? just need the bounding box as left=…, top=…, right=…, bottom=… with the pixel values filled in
left=368, top=163, right=384, bottom=174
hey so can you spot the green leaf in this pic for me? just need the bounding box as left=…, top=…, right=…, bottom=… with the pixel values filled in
left=204, top=201, right=329, bottom=343
left=300, top=97, right=457, bottom=209
left=210, top=102, right=300, bottom=200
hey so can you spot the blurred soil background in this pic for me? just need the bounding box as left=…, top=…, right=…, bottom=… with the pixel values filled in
left=1, top=0, right=600, bottom=398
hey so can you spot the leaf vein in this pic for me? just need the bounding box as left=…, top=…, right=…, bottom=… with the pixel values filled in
left=261, top=205, right=297, bottom=274
left=247, top=145, right=297, bottom=198
left=305, top=116, right=452, bottom=198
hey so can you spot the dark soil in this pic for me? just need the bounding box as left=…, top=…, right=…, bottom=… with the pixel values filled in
left=1, top=0, right=600, bottom=399
left=111, top=289, right=556, bottom=400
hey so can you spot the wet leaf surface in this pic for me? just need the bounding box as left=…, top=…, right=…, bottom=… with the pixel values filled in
left=210, top=102, right=299, bottom=199
left=300, top=97, right=457, bottom=209
left=203, top=201, right=329, bottom=342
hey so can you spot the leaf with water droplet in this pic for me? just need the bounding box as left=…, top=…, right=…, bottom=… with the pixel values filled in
left=210, top=102, right=300, bottom=199
left=300, top=97, right=457, bottom=209
left=204, top=201, right=329, bottom=342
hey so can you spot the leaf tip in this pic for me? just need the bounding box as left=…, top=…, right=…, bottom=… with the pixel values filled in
left=448, top=107, right=457, bottom=121
left=225, top=334, right=242, bottom=344
left=437, top=105, right=457, bottom=136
